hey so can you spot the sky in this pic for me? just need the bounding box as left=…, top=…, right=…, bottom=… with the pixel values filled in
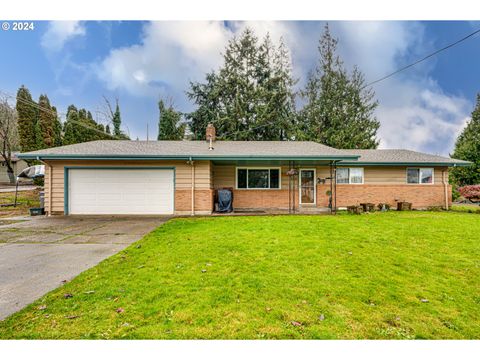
left=0, top=20, right=479, bottom=155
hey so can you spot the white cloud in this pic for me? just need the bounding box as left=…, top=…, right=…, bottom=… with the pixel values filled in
left=329, top=21, right=471, bottom=155
left=41, top=21, right=86, bottom=52
left=96, top=21, right=232, bottom=101
left=96, top=21, right=300, bottom=103
left=96, top=21, right=472, bottom=155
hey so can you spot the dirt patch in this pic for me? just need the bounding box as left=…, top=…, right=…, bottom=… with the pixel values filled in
left=0, top=189, right=40, bottom=218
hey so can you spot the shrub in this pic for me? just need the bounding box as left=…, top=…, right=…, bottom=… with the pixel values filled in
left=458, top=185, right=480, bottom=202
left=452, top=187, right=461, bottom=201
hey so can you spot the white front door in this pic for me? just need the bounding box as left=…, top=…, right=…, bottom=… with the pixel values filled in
left=68, top=168, right=174, bottom=215
left=299, top=169, right=316, bottom=205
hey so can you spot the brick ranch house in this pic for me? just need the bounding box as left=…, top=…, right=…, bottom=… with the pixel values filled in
left=19, top=125, right=470, bottom=216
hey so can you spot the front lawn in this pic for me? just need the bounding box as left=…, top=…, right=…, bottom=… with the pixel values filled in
left=1, top=212, right=479, bottom=339
left=450, top=204, right=480, bottom=214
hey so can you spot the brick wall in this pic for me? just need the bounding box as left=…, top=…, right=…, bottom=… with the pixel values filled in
left=175, top=189, right=214, bottom=212
left=223, top=185, right=450, bottom=210
left=317, top=184, right=452, bottom=209
left=232, top=190, right=297, bottom=209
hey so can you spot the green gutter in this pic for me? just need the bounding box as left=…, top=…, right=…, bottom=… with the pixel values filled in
left=18, top=154, right=360, bottom=161
left=338, top=161, right=473, bottom=167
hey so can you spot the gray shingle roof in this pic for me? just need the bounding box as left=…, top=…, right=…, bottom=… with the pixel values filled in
left=18, top=140, right=471, bottom=166
left=338, top=149, right=470, bottom=165
left=18, top=140, right=357, bottom=160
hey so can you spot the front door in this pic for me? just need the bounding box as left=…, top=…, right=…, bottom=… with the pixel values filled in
left=300, top=169, right=316, bottom=205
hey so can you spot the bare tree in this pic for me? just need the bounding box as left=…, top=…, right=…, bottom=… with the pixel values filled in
left=94, top=96, right=130, bottom=139
left=0, top=96, right=19, bottom=183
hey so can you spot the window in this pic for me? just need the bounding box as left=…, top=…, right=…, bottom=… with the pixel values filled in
left=407, top=168, right=433, bottom=184
left=336, top=168, right=364, bottom=184
left=349, top=168, right=364, bottom=184
left=337, top=168, right=349, bottom=184
left=236, top=168, right=281, bottom=189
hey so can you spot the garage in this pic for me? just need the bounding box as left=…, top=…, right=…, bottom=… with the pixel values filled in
left=67, top=168, right=174, bottom=215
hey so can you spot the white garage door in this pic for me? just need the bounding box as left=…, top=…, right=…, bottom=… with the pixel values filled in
left=68, top=168, right=174, bottom=215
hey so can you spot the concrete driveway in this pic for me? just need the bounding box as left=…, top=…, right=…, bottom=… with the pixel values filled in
left=0, top=216, right=170, bottom=320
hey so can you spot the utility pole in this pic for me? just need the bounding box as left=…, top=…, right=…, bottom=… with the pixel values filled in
left=146, top=123, right=149, bottom=141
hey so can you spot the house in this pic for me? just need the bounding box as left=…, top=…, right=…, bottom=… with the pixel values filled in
left=0, top=153, right=28, bottom=184
left=18, top=124, right=470, bottom=216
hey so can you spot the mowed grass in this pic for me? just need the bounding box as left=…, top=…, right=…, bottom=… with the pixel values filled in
left=1, top=212, right=479, bottom=339
left=451, top=204, right=480, bottom=214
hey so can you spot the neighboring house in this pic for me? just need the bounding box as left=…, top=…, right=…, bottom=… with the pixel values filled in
left=18, top=125, right=470, bottom=216
left=0, top=153, right=28, bottom=184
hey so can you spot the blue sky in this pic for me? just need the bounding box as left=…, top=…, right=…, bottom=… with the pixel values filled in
left=0, top=20, right=479, bottom=155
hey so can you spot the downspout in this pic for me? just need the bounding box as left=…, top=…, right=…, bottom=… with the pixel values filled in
left=333, top=161, right=337, bottom=215
left=329, top=162, right=333, bottom=215
left=442, top=169, right=449, bottom=210
left=189, top=157, right=195, bottom=216
left=48, top=162, right=53, bottom=216
left=38, top=157, right=52, bottom=216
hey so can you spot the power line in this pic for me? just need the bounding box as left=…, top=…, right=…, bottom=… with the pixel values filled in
left=217, top=28, right=480, bottom=139
left=365, top=28, right=480, bottom=88
left=0, top=89, right=120, bottom=140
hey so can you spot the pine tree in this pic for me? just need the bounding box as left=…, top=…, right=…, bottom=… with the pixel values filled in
left=16, top=85, right=38, bottom=152
left=157, top=99, right=186, bottom=140
left=187, top=28, right=297, bottom=140
left=297, top=24, right=379, bottom=149
left=256, top=36, right=297, bottom=140
left=450, top=94, right=480, bottom=186
left=38, top=94, right=55, bottom=148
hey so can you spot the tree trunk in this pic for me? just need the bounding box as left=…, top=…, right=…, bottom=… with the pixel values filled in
left=7, top=170, right=15, bottom=184
left=3, top=158, right=16, bottom=184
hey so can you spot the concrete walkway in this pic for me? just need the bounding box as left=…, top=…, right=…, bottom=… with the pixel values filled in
left=0, top=185, right=38, bottom=193
left=0, top=215, right=170, bottom=320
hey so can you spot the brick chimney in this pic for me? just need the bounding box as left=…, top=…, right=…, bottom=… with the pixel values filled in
left=206, top=123, right=216, bottom=142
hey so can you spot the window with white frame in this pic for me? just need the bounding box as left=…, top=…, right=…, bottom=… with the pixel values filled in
left=407, top=168, right=433, bottom=184
left=336, top=168, right=364, bottom=184
left=236, top=168, right=281, bottom=189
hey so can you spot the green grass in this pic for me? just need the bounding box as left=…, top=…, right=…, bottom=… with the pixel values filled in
left=450, top=204, right=480, bottom=214
left=1, top=212, right=479, bottom=339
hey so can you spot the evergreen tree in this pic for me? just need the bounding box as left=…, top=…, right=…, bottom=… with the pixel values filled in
left=16, top=85, right=38, bottom=152
left=105, top=124, right=111, bottom=135
left=52, top=106, right=63, bottom=147
left=63, top=105, right=81, bottom=145
left=38, top=94, right=55, bottom=148
left=157, top=99, right=186, bottom=140
left=297, top=24, right=379, bottom=149
left=187, top=28, right=297, bottom=140
left=450, top=94, right=480, bottom=186
left=34, top=119, right=44, bottom=150
left=112, top=101, right=122, bottom=137
left=64, top=105, right=111, bottom=144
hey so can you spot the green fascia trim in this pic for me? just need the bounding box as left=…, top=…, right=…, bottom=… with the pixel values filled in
left=338, top=161, right=473, bottom=167
left=63, top=166, right=176, bottom=215
left=19, top=154, right=359, bottom=161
